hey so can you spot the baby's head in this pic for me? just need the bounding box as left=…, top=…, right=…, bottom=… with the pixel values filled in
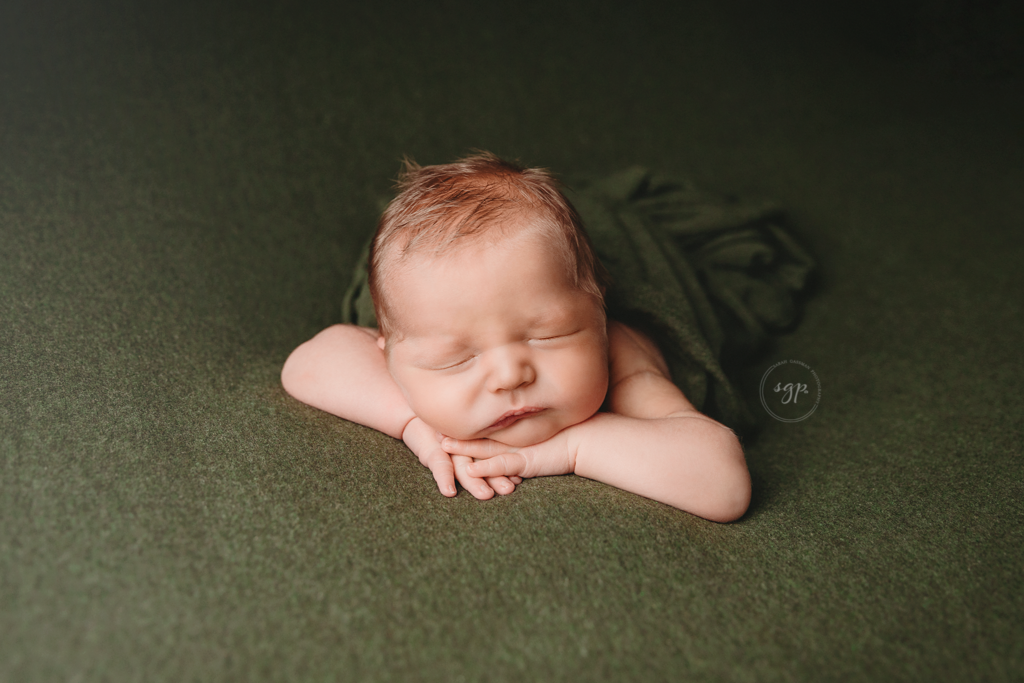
left=368, top=152, right=610, bottom=447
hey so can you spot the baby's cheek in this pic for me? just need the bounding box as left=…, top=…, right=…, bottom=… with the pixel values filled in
left=571, top=355, right=610, bottom=421
left=562, top=342, right=607, bottom=384
left=415, top=380, right=479, bottom=438
left=575, top=377, right=609, bottom=422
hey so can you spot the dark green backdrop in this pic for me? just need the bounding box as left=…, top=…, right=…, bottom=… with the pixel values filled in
left=2, top=1, right=1021, bottom=680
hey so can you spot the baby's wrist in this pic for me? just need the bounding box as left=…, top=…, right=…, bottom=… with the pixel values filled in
left=564, top=425, right=585, bottom=474
left=566, top=412, right=613, bottom=477
left=401, top=416, right=423, bottom=443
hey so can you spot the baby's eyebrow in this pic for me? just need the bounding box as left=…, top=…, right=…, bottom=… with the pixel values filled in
left=528, top=308, right=575, bottom=329
left=401, top=337, right=470, bottom=363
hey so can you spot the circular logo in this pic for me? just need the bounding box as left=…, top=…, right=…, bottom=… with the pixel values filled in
left=759, top=359, right=821, bottom=423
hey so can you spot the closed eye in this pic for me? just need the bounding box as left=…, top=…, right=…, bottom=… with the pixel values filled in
left=531, top=330, right=580, bottom=343
left=432, top=356, right=475, bottom=371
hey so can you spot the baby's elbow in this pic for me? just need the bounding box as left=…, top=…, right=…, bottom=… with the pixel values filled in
left=707, top=466, right=751, bottom=523
left=280, top=343, right=312, bottom=400
left=702, top=427, right=751, bottom=523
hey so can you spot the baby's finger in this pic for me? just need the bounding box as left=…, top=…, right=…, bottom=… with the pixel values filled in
left=452, top=454, right=495, bottom=500
left=509, top=476, right=523, bottom=485
left=486, top=476, right=517, bottom=496
left=422, top=449, right=457, bottom=497
left=467, top=452, right=528, bottom=479
left=441, top=437, right=513, bottom=460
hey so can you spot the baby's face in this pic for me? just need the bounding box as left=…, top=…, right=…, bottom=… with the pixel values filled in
left=381, top=227, right=609, bottom=448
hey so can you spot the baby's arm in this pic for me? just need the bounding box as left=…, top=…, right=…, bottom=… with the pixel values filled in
left=282, top=325, right=414, bottom=438
left=574, top=322, right=750, bottom=520
left=448, top=322, right=751, bottom=521
left=281, top=325, right=518, bottom=498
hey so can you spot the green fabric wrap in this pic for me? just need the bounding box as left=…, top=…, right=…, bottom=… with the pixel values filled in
left=342, top=167, right=815, bottom=433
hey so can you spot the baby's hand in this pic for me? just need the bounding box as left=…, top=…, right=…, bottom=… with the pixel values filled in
left=402, top=418, right=521, bottom=499
left=440, top=428, right=575, bottom=481
left=450, top=454, right=523, bottom=501
left=402, top=417, right=458, bottom=497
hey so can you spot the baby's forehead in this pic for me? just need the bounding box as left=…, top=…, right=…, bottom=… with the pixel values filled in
left=381, top=231, right=588, bottom=338
left=391, top=227, right=568, bottom=278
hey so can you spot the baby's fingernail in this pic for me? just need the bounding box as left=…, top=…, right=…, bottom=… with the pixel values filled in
left=441, top=437, right=454, bottom=447
left=445, top=484, right=456, bottom=495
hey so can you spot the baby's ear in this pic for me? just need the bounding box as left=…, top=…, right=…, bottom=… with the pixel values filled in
left=376, top=335, right=386, bottom=351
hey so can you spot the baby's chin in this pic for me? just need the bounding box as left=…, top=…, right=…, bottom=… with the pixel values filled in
left=478, top=412, right=583, bottom=448
left=489, top=429, right=556, bottom=449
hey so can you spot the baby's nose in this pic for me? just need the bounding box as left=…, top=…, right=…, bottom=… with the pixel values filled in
left=486, top=346, right=536, bottom=393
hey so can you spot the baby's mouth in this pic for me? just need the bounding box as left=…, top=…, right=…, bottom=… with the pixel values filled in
left=487, top=407, right=544, bottom=431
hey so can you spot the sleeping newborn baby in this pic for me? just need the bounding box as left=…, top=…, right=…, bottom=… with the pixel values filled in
left=281, top=152, right=750, bottom=522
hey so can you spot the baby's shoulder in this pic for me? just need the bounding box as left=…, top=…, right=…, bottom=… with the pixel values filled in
left=606, top=319, right=671, bottom=384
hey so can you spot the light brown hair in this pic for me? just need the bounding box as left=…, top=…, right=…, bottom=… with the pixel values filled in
left=369, top=151, right=605, bottom=338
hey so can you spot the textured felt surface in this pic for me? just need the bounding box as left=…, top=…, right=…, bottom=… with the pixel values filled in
left=2, top=1, right=1022, bottom=681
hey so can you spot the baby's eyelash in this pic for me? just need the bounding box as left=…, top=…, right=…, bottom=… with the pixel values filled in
left=534, top=329, right=580, bottom=342
left=435, top=357, right=473, bottom=370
